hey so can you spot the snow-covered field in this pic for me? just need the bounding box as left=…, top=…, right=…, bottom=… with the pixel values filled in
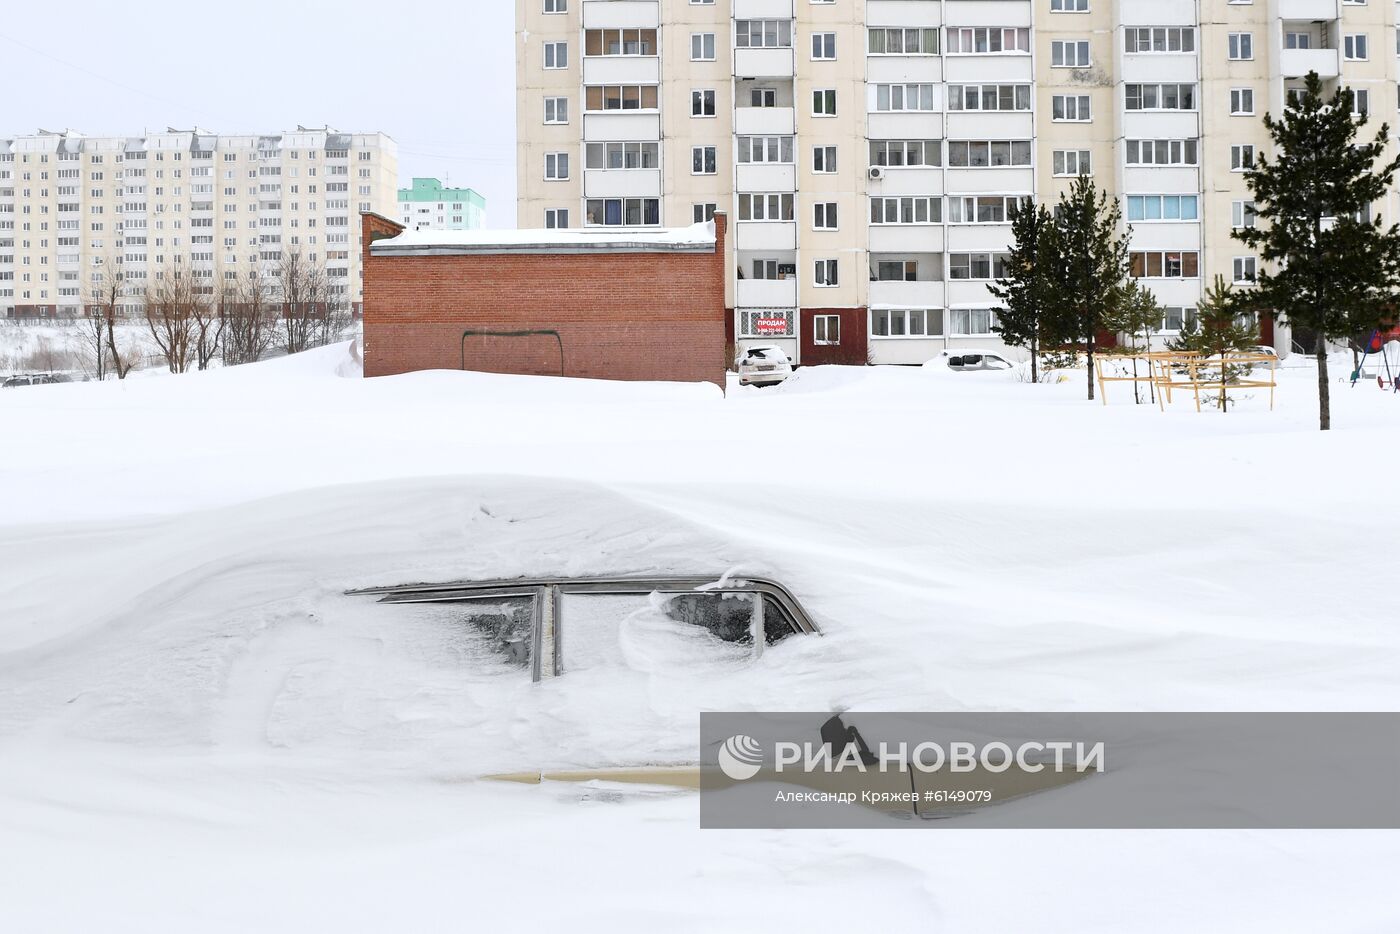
left=2, top=344, right=1398, bottom=932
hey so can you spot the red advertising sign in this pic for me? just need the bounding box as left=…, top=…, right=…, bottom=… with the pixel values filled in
left=755, top=317, right=789, bottom=335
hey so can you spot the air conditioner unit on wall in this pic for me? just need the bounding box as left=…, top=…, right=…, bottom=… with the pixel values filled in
left=868, top=166, right=883, bottom=180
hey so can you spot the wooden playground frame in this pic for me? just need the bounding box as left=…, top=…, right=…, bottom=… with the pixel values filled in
left=1094, top=351, right=1279, bottom=412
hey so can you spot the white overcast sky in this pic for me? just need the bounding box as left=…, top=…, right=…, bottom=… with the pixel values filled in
left=1, top=0, right=519, bottom=227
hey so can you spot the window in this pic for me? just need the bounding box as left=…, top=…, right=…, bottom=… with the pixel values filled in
left=691, top=33, right=716, bottom=61
left=1284, top=32, right=1311, bottom=50
left=813, top=202, right=838, bottom=230
left=691, top=146, right=717, bottom=174
left=949, top=253, right=1012, bottom=280
left=1051, top=40, right=1091, bottom=67
left=813, top=89, right=837, bottom=115
left=867, top=28, right=939, bottom=55
left=691, top=0, right=714, bottom=4
left=693, top=203, right=717, bottom=223
left=544, top=97, right=569, bottom=124
left=873, top=261, right=918, bottom=281
left=1124, top=27, right=1195, bottom=52
left=950, top=308, right=996, bottom=335
left=1344, top=34, right=1368, bottom=60
left=947, top=195, right=1026, bottom=224
left=750, top=87, right=777, bottom=108
left=1158, top=307, right=1195, bottom=332
left=1233, top=256, right=1257, bottom=283
left=1230, top=88, right=1255, bottom=115
left=1125, top=194, right=1199, bottom=221
left=947, top=140, right=1033, bottom=167
left=1231, top=145, right=1255, bottom=171
left=872, top=308, right=941, bottom=338
left=736, top=20, right=792, bottom=48
left=543, top=0, right=566, bottom=12
left=874, top=84, right=935, bottom=112
left=870, top=196, right=942, bottom=224
left=813, top=315, right=840, bottom=344
left=585, top=198, right=660, bottom=226
left=869, top=140, right=942, bottom=167
left=543, top=42, right=568, bottom=69
left=545, top=208, right=569, bottom=229
left=585, top=29, right=657, bottom=56
left=751, top=259, right=796, bottom=280
left=1231, top=200, right=1257, bottom=229
left=812, top=32, right=836, bottom=59
left=814, top=259, right=839, bottom=286
left=692, top=89, right=716, bottom=117
left=544, top=152, right=569, bottom=180
left=1052, top=150, right=1091, bottom=176
left=948, top=84, right=1032, bottom=112
left=1349, top=88, right=1370, bottom=115
left=739, top=309, right=792, bottom=337
left=738, top=193, right=795, bottom=220
left=1052, top=94, right=1091, bottom=121
left=1125, top=139, right=1199, bottom=165
left=1125, top=83, right=1197, bottom=111
left=737, top=136, right=795, bottom=164
left=812, top=146, right=837, bottom=173
left=585, top=141, right=660, bottom=169
left=585, top=85, right=659, bottom=111
left=1228, top=33, right=1253, bottom=60
left=1051, top=0, right=1088, bottom=10
left=945, top=27, right=1030, bottom=54
left=1129, top=251, right=1200, bottom=278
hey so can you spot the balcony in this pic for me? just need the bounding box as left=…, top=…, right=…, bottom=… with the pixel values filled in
left=582, top=168, right=662, bottom=198
left=1278, top=0, right=1338, bottom=21
left=736, top=277, right=797, bottom=307
left=582, top=56, right=660, bottom=85
left=734, top=0, right=794, bottom=18
left=736, top=164, right=796, bottom=192
left=734, top=106, right=795, bottom=136
left=734, top=221, right=796, bottom=251
left=735, top=47, right=794, bottom=79
left=1280, top=47, right=1338, bottom=78
left=869, top=279, right=942, bottom=307
left=581, top=0, right=659, bottom=28
left=868, top=226, right=944, bottom=253
left=582, top=111, right=661, bottom=142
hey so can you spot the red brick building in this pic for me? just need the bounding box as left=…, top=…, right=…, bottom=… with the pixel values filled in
left=360, top=212, right=727, bottom=386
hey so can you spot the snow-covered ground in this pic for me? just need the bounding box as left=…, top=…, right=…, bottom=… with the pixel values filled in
left=2, top=344, right=1398, bottom=932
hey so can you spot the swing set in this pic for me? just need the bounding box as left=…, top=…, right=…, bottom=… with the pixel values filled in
left=1351, top=325, right=1400, bottom=391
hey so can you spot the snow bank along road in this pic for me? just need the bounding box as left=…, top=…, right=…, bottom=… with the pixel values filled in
left=1, top=344, right=1397, bottom=932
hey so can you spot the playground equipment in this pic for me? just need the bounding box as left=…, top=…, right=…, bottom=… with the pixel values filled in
left=1351, top=326, right=1400, bottom=391
left=1094, top=350, right=1278, bottom=412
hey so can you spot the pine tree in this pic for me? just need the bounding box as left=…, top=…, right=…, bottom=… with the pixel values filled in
left=989, top=200, right=1059, bottom=383
left=1169, top=276, right=1259, bottom=411
left=1233, top=71, right=1400, bottom=430
left=1103, top=279, right=1163, bottom=403
left=1049, top=175, right=1133, bottom=401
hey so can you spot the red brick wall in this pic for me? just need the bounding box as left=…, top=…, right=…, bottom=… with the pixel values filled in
left=801, top=307, right=869, bottom=366
left=361, top=213, right=727, bottom=387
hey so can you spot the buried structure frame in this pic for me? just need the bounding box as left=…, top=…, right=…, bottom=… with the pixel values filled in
left=347, top=575, right=819, bottom=682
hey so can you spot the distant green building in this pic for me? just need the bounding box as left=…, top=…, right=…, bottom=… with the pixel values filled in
left=397, top=178, right=486, bottom=230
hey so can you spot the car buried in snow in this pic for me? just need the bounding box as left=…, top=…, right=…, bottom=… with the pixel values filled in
left=736, top=344, right=793, bottom=387
left=937, top=349, right=1016, bottom=372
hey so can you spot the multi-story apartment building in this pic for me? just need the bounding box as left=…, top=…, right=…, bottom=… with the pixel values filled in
left=516, top=0, right=1398, bottom=364
left=0, top=127, right=397, bottom=318
left=398, top=177, right=487, bottom=230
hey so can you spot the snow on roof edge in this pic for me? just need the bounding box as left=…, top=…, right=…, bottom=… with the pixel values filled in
left=371, top=220, right=717, bottom=255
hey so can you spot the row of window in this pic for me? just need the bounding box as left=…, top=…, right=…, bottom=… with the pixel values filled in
left=544, top=83, right=1362, bottom=126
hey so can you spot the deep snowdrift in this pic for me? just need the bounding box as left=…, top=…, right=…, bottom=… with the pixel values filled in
left=2, top=343, right=1398, bottom=932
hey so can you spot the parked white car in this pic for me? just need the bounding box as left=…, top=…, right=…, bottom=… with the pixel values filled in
left=737, top=344, right=793, bottom=387
left=937, top=349, right=1015, bottom=372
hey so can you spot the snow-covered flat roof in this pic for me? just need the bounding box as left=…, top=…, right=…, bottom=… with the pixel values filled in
left=371, top=220, right=717, bottom=256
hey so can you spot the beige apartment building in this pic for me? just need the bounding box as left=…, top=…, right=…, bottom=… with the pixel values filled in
left=517, top=0, right=1399, bottom=364
left=0, top=127, right=398, bottom=318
